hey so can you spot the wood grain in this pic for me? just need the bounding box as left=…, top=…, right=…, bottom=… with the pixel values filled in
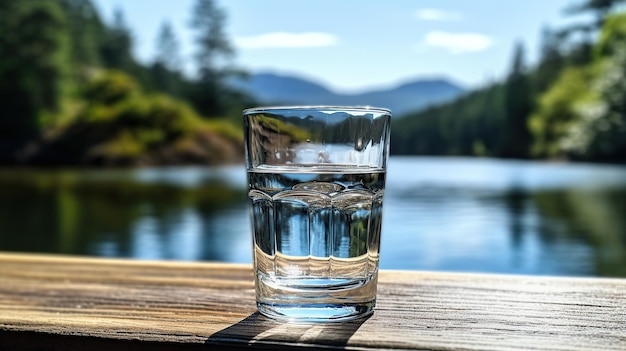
left=0, top=252, right=624, bottom=351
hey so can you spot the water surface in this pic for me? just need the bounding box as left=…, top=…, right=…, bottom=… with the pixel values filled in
left=1, top=157, right=625, bottom=277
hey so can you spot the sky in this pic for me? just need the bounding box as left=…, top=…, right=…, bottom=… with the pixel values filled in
left=92, top=0, right=584, bottom=93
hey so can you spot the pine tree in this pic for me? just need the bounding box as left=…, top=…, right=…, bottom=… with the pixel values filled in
left=98, top=9, right=154, bottom=88
left=501, top=42, right=533, bottom=159
left=566, top=0, right=626, bottom=28
left=189, top=0, right=235, bottom=116
left=559, top=0, right=626, bottom=65
left=534, top=27, right=565, bottom=94
left=150, top=21, right=183, bottom=96
left=0, top=0, right=69, bottom=142
left=60, top=0, right=104, bottom=70
left=100, top=9, right=135, bottom=72
left=155, top=22, right=181, bottom=72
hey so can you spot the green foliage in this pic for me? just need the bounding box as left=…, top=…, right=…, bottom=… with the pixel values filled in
left=60, top=0, right=105, bottom=72
left=0, top=0, right=70, bottom=139
left=595, top=11, right=626, bottom=58
left=38, top=71, right=242, bottom=166
left=0, top=0, right=247, bottom=166
left=531, top=12, right=626, bottom=162
left=564, top=46, right=626, bottom=161
left=204, top=119, right=244, bottom=144
left=83, top=70, right=137, bottom=106
left=394, top=8, right=626, bottom=164
left=529, top=66, right=596, bottom=158
left=253, top=115, right=311, bottom=142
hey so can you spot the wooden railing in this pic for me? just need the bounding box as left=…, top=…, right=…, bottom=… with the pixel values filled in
left=0, top=252, right=624, bottom=350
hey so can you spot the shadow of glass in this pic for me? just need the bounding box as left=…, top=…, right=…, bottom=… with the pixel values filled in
left=205, top=312, right=370, bottom=349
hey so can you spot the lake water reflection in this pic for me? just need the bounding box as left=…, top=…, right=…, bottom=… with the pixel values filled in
left=1, top=157, right=625, bottom=277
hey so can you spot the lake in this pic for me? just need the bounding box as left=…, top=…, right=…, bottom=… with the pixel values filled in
left=1, top=157, right=625, bottom=277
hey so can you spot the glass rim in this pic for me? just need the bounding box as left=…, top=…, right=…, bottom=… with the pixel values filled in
left=243, top=105, right=391, bottom=115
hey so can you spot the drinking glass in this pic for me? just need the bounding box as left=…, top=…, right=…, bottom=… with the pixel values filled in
left=244, top=106, right=391, bottom=322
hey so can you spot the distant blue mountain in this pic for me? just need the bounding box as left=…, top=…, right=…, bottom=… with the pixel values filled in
left=231, top=72, right=465, bottom=116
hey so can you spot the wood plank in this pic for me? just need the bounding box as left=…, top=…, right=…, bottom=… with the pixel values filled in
left=0, top=252, right=625, bottom=351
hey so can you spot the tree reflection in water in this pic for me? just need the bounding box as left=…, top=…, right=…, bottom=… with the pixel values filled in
left=1, top=159, right=625, bottom=277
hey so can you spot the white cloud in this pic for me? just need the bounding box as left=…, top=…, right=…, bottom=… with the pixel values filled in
left=234, top=32, right=339, bottom=49
left=415, top=8, right=462, bottom=21
left=424, top=31, right=492, bottom=54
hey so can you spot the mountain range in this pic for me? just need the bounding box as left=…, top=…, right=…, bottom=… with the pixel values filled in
left=231, top=72, right=465, bottom=116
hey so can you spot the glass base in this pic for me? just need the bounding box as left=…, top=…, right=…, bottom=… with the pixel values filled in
left=257, top=301, right=375, bottom=323
left=254, top=271, right=378, bottom=322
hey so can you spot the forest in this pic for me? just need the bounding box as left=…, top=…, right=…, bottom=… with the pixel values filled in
left=392, top=0, right=626, bottom=164
left=0, top=0, right=251, bottom=166
left=0, top=0, right=625, bottom=166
